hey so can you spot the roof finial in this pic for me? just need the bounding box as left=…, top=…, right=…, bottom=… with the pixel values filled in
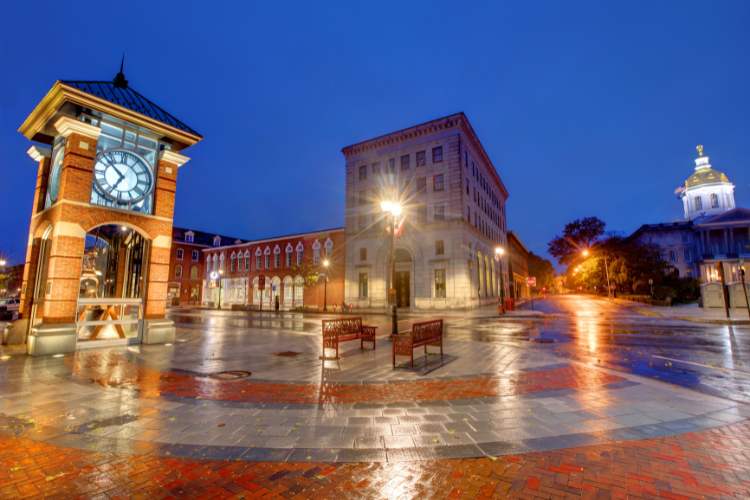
left=697, top=145, right=703, bottom=157
left=113, top=54, right=128, bottom=88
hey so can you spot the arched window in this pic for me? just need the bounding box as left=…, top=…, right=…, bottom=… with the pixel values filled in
left=255, top=248, right=262, bottom=269
left=219, top=253, right=225, bottom=270
left=264, top=247, right=271, bottom=268
left=273, top=245, right=281, bottom=268
left=244, top=250, right=250, bottom=270
left=175, top=265, right=182, bottom=279
left=694, top=196, right=702, bottom=210
left=668, top=250, right=677, bottom=263
left=231, top=252, right=236, bottom=272
left=285, top=243, right=293, bottom=267
left=212, top=254, right=218, bottom=271
left=324, top=238, right=333, bottom=261
left=312, top=240, right=321, bottom=264
left=296, top=242, right=304, bottom=266
left=190, top=266, right=198, bottom=279
left=710, top=193, right=719, bottom=208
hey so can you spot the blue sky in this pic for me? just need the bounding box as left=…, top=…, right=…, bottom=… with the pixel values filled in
left=1, top=1, right=749, bottom=271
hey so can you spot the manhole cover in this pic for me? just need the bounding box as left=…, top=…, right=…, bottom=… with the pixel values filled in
left=529, top=338, right=555, bottom=343
left=209, top=371, right=251, bottom=380
left=273, top=351, right=301, bottom=357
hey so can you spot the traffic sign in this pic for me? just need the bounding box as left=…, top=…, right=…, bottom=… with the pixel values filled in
left=258, top=275, right=266, bottom=291
left=526, top=277, right=536, bottom=287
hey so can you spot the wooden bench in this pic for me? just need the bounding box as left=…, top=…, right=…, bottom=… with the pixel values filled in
left=392, top=319, right=443, bottom=367
left=321, top=317, right=377, bottom=359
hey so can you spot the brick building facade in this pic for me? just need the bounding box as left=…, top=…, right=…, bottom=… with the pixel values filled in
left=201, top=228, right=345, bottom=310
left=8, top=71, right=201, bottom=354
left=508, top=231, right=530, bottom=299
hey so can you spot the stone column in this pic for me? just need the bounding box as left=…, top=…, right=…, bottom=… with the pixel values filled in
left=724, top=229, right=729, bottom=254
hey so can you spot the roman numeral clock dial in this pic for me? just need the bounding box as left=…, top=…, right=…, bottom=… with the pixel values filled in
left=93, top=149, right=153, bottom=208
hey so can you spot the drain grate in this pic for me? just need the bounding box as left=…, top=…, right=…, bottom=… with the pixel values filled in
left=209, top=370, right=251, bottom=380
left=273, top=351, right=301, bottom=357
left=529, top=338, right=555, bottom=343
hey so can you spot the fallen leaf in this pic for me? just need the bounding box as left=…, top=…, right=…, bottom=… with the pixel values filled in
left=487, top=455, right=497, bottom=461
left=218, top=423, right=225, bottom=427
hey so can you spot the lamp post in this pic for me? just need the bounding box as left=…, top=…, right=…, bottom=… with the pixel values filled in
left=217, top=268, right=224, bottom=308
left=323, top=260, right=329, bottom=311
left=495, top=247, right=505, bottom=313
left=583, top=249, right=612, bottom=300
left=381, top=200, right=402, bottom=336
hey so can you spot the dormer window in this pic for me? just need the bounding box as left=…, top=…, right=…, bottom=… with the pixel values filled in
left=185, top=231, right=194, bottom=243
left=213, top=236, right=221, bottom=247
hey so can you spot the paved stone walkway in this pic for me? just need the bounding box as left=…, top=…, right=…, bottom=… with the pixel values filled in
left=1, top=420, right=749, bottom=499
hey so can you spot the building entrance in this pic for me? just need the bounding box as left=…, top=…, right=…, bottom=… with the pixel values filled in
left=395, top=271, right=411, bottom=308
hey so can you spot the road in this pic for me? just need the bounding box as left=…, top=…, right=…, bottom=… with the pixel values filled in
left=446, top=294, right=750, bottom=403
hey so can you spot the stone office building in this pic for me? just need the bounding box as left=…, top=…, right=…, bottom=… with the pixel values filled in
left=342, top=113, right=509, bottom=310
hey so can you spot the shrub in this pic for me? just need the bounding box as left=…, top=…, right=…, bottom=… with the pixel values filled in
left=653, top=285, right=677, bottom=301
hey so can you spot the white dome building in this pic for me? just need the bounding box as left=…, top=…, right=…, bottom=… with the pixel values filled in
left=679, top=146, right=735, bottom=221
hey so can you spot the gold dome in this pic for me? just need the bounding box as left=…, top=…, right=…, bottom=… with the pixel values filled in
left=685, top=168, right=729, bottom=188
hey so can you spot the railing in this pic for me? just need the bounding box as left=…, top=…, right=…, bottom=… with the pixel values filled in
left=76, top=298, right=143, bottom=342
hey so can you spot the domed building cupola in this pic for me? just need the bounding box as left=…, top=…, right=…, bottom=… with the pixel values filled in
left=678, top=146, right=735, bottom=221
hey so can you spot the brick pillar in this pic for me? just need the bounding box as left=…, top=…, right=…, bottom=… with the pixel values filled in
left=43, top=231, right=85, bottom=323
left=19, top=147, right=52, bottom=320
left=145, top=244, right=170, bottom=319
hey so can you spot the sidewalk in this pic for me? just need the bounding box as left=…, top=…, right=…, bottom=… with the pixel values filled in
left=606, top=296, right=750, bottom=324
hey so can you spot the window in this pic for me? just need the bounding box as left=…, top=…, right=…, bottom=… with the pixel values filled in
left=265, top=254, right=270, bottom=268
left=682, top=234, right=690, bottom=244
left=359, top=214, right=368, bottom=231
left=175, top=265, right=182, bottom=279
left=185, top=233, right=194, bottom=243
left=651, top=237, right=659, bottom=244
left=684, top=250, right=691, bottom=262
left=360, top=248, right=366, bottom=261
left=417, top=177, right=427, bottom=193
left=401, top=155, right=410, bottom=170
left=695, top=196, right=702, bottom=210
left=190, top=266, right=198, bottom=279
left=274, top=253, right=280, bottom=267
left=435, top=269, right=446, bottom=298
left=176, top=249, right=183, bottom=260
left=359, top=272, right=368, bottom=298
left=359, top=190, right=367, bottom=205
left=372, top=162, right=380, bottom=176
left=287, top=251, right=292, bottom=267
left=710, top=193, right=719, bottom=208
left=433, top=147, right=443, bottom=163
left=220, top=254, right=225, bottom=270
left=667, top=236, right=674, bottom=245
left=418, top=204, right=428, bottom=222
left=245, top=254, right=250, bottom=270
left=313, top=247, right=320, bottom=265
left=464, top=151, right=468, bottom=167
left=467, top=207, right=471, bottom=222
left=256, top=255, right=261, bottom=269
left=434, top=203, right=445, bottom=220
left=416, top=151, right=426, bottom=166
left=297, top=250, right=303, bottom=266
left=213, top=236, right=221, bottom=247
left=359, top=165, right=367, bottom=180
left=669, top=250, right=677, bottom=263
left=388, top=158, right=396, bottom=173
left=231, top=256, right=235, bottom=272
left=686, top=269, right=693, bottom=278
left=434, top=174, right=444, bottom=191
left=192, top=250, right=199, bottom=261
left=466, top=179, right=469, bottom=194
left=435, top=240, right=444, bottom=255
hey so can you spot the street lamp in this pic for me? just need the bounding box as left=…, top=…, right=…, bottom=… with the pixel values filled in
left=217, top=268, right=224, bottom=308
left=495, top=247, right=505, bottom=313
left=582, top=248, right=612, bottom=301
left=323, top=260, right=329, bottom=311
left=381, top=200, right=402, bottom=336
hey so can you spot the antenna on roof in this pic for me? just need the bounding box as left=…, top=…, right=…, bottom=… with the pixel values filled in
left=113, top=54, right=128, bottom=89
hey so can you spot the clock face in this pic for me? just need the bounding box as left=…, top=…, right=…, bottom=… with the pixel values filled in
left=48, top=145, right=65, bottom=204
left=93, top=149, right=153, bottom=203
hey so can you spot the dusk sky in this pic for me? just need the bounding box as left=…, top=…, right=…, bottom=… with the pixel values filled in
left=2, top=1, right=749, bottom=271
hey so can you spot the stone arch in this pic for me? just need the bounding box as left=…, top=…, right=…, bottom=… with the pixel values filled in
left=79, top=213, right=155, bottom=240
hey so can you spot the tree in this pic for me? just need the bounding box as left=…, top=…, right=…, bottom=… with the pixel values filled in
left=548, top=217, right=606, bottom=265
left=527, top=252, right=555, bottom=290
left=0, top=248, right=14, bottom=297
left=291, top=261, right=320, bottom=308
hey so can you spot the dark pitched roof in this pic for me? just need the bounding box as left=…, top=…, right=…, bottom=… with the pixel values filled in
left=61, top=80, right=201, bottom=137
left=695, top=207, right=750, bottom=226
left=172, top=227, right=245, bottom=247
left=627, top=220, right=694, bottom=241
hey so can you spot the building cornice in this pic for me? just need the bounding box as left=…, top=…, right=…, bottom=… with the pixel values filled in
left=160, top=149, right=191, bottom=167
left=201, top=227, right=345, bottom=252
left=27, top=145, right=51, bottom=162
left=54, top=116, right=102, bottom=139
left=18, top=81, right=202, bottom=148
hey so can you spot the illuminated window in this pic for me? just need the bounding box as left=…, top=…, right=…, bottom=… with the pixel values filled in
left=435, top=269, right=446, bottom=298
left=190, top=266, right=198, bottom=279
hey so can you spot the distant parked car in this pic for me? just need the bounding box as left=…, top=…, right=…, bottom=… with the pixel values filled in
left=0, top=298, right=20, bottom=318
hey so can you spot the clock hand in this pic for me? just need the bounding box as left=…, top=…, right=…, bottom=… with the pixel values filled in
left=112, top=170, right=126, bottom=190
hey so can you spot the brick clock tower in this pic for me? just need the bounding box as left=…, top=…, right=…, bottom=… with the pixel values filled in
left=9, top=68, right=202, bottom=356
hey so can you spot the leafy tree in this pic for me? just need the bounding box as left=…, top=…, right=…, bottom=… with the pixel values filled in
left=527, top=252, right=555, bottom=289
left=548, top=217, right=606, bottom=265
left=291, top=262, right=320, bottom=307
left=0, top=248, right=13, bottom=296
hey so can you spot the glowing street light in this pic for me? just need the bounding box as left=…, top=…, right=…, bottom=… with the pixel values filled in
left=382, top=200, right=403, bottom=335
left=217, top=268, right=224, bottom=308
left=323, top=260, right=329, bottom=311
left=495, top=247, right=506, bottom=313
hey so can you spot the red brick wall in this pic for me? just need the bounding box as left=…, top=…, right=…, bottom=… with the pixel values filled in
left=168, top=243, right=205, bottom=303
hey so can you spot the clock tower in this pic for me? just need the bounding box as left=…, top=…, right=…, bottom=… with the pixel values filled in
left=10, top=67, right=202, bottom=355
